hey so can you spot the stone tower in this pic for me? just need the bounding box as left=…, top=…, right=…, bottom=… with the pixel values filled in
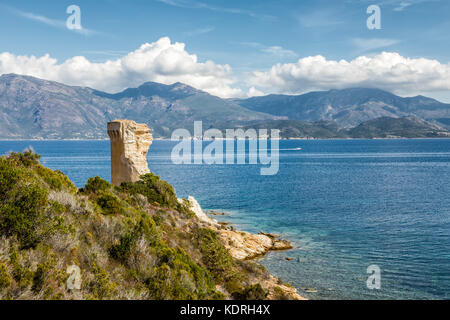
left=107, top=120, right=153, bottom=186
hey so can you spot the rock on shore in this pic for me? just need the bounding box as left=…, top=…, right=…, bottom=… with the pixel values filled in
left=181, top=197, right=293, bottom=260
left=180, top=196, right=305, bottom=300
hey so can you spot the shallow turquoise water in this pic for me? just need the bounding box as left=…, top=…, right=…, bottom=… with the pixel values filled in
left=1, top=139, right=449, bottom=299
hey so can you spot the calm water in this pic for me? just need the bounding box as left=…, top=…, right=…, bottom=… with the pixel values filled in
left=1, top=139, right=449, bottom=300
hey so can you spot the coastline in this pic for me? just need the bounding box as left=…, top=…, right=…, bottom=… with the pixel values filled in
left=2, top=137, right=450, bottom=142
left=183, top=196, right=306, bottom=300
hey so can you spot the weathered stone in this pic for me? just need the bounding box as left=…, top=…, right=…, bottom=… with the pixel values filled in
left=107, top=119, right=153, bottom=186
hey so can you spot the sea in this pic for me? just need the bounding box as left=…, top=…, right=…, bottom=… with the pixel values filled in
left=0, top=139, right=449, bottom=300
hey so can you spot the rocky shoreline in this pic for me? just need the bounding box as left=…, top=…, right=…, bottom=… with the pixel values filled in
left=181, top=196, right=306, bottom=300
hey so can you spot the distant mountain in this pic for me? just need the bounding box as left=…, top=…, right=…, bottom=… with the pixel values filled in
left=240, top=117, right=450, bottom=139
left=239, top=120, right=346, bottom=139
left=233, top=88, right=450, bottom=128
left=0, top=74, right=449, bottom=139
left=347, top=116, right=450, bottom=139
left=0, top=74, right=277, bottom=139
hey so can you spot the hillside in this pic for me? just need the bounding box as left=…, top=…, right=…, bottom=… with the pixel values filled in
left=242, top=117, right=450, bottom=139
left=347, top=116, right=450, bottom=138
left=0, top=74, right=276, bottom=139
left=1, top=74, right=450, bottom=139
left=0, top=151, right=300, bottom=300
left=240, top=120, right=346, bottom=139
left=233, top=88, right=450, bottom=128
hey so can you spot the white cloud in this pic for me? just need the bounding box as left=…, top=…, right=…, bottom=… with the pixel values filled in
left=261, top=46, right=298, bottom=58
left=0, top=37, right=242, bottom=98
left=1, top=39, right=449, bottom=100
left=247, top=52, right=450, bottom=96
left=352, top=38, right=400, bottom=53
left=183, top=26, right=215, bottom=37
left=237, top=42, right=297, bottom=58
left=7, top=6, right=97, bottom=36
left=247, top=87, right=265, bottom=97
left=156, top=0, right=275, bottom=20
left=356, top=0, right=441, bottom=12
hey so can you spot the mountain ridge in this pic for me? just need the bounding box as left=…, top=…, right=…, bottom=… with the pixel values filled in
left=232, top=87, right=450, bottom=128
left=0, top=73, right=449, bottom=139
left=0, top=74, right=277, bottom=139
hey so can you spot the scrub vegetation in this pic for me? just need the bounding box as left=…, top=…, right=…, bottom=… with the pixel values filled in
left=0, top=151, right=286, bottom=300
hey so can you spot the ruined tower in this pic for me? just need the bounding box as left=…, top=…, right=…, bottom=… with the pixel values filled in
left=107, top=120, right=153, bottom=186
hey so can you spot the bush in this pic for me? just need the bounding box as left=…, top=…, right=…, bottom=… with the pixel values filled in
left=232, top=283, right=268, bottom=300
left=0, top=263, right=12, bottom=289
left=10, top=249, right=34, bottom=288
left=119, top=174, right=179, bottom=209
left=145, top=248, right=216, bottom=300
left=88, top=263, right=117, bottom=300
left=82, top=176, right=111, bottom=194
left=32, top=256, right=57, bottom=293
left=196, top=228, right=234, bottom=283
left=36, top=166, right=76, bottom=192
left=109, top=232, right=136, bottom=262
left=110, top=214, right=159, bottom=263
left=96, top=194, right=122, bottom=215
left=0, top=180, right=49, bottom=248
left=0, top=154, right=69, bottom=248
left=6, top=150, right=40, bottom=167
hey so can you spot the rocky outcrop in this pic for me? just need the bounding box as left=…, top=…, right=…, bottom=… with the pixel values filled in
left=183, top=197, right=293, bottom=260
left=216, top=230, right=293, bottom=260
left=178, top=196, right=220, bottom=227
left=182, top=196, right=303, bottom=300
left=107, top=120, right=153, bottom=186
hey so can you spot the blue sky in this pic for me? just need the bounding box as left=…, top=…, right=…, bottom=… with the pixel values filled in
left=0, top=0, right=449, bottom=101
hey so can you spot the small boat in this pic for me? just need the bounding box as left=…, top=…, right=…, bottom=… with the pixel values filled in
left=295, top=147, right=302, bottom=150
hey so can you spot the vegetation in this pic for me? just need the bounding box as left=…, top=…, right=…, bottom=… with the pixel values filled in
left=0, top=151, right=290, bottom=300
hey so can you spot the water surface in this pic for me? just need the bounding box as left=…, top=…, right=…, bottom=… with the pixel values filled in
left=1, top=139, right=449, bottom=299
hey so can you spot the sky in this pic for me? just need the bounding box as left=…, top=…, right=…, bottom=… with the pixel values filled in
left=0, top=0, right=449, bottom=101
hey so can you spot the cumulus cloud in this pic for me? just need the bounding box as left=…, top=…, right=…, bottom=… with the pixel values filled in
left=247, top=52, right=450, bottom=96
left=1, top=39, right=449, bottom=99
left=247, top=87, right=265, bottom=97
left=0, top=37, right=242, bottom=98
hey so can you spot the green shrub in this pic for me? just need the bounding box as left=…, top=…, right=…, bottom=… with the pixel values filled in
left=0, top=263, right=12, bottom=289
left=36, top=166, right=76, bottom=192
left=6, top=150, right=40, bottom=167
left=196, top=228, right=234, bottom=283
left=110, top=214, right=159, bottom=263
left=109, top=232, right=136, bottom=262
left=82, top=176, right=111, bottom=194
left=0, top=158, right=27, bottom=199
left=96, top=194, right=122, bottom=215
left=10, top=252, right=34, bottom=289
left=232, top=283, right=268, bottom=300
left=119, top=174, right=179, bottom=209
left=0, top=154, right=70, bottom=248
left=0, top=180, right=49, bottom=248
left=88, top=263, right=117, bottom=300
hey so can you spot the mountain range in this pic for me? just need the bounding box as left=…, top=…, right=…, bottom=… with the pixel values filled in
left=0, top=73, right=449, bottom=139
left=232, top=88, right=450, bottom=128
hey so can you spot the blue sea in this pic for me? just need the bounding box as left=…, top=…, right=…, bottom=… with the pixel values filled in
left=1, top=139, right=449, bottom=300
